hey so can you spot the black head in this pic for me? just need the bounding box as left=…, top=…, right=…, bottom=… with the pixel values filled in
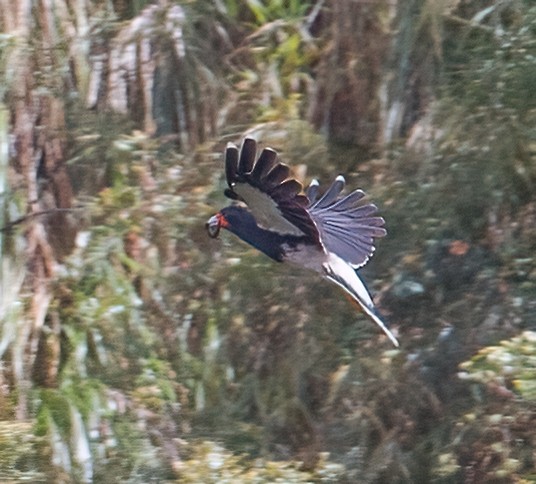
left=206, top=205, right=256, bottom=239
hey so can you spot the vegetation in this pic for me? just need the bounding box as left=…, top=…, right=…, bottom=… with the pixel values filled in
left=0, top=0, right=535, bottom=482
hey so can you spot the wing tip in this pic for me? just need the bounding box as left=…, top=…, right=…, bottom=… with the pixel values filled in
left=242, top=137, right=258, bottom=150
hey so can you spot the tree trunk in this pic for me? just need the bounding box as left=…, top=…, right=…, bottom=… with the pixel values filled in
left=86, top=3, right=223, bottom=149
left=309, top=0, right=393, bottom=150
left=1, top=0, right=76, bottom=418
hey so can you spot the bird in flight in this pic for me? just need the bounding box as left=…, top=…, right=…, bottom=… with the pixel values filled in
left=206, top=138, right=398, bottom=346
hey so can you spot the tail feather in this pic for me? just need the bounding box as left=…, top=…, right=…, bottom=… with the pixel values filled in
left=323, top=253, right=399, bottom=347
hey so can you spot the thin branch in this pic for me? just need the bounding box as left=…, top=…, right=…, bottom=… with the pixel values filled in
left=0, top=208, right=83, bottom=232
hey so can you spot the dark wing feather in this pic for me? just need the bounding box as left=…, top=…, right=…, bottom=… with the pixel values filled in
left=238, top=138, right=256, bottom=174
left=251, top=148, right=278, bottom=182
left=224, top=138, right=319, bottom=242
left=225, top=144, right=239, bottom=186
left=263, top=164, right=291, bottom=189
left=270, top=179, right=301, bottom=199
left=309, top=178, right=386, bottom=268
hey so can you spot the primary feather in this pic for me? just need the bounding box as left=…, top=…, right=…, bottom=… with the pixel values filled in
left=210, top=137, right=397, bottom=346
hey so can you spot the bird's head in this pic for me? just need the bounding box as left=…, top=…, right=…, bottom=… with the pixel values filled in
left=206, top=205, right=257, bottom=239
left=206, top=212, right=226, bottom=238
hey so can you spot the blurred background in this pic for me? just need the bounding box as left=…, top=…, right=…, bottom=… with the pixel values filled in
left=0, top=0, right=535, bottom=482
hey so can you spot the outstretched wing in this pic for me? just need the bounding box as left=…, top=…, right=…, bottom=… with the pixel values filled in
left=308, top=176, right=387, bottom=268
left=225, top=138, right=319, bottom=242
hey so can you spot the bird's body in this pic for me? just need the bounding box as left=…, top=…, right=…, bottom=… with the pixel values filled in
left=213, top=205, right=316, bottom=263
left=207, top=138, right=399, bottom=347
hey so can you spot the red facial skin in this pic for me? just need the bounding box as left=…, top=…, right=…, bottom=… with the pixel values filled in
left=206, top=212, right=229, bottom=238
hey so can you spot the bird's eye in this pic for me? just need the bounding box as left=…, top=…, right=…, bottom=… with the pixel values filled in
left=206, top=215, right=221, bottom=238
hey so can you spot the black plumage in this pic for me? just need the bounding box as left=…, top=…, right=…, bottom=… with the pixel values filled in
left=207, top=138, right=398, bottom=346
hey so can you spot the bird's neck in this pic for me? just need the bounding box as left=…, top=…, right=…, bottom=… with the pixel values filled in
left=228, top=223, right=305, bottom=262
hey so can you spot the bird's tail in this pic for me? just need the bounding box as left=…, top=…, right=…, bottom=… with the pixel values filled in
left=323, top=253, right=399, bottom=347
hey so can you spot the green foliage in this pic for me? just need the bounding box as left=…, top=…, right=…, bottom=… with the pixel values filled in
left=52, top=124, right=354, bottom=479
left=459, top=331, right=536, bottom=401
left=216, top=0, right=319, bottom=124
left=36, top=390, right=72, bottom=437
left=133, top=358, right=180, bottom=412
left=221, top=0, right=310, bottom=24
left=3, top=0, right=536, bottom=481
left=33, top=131, right=192, bottom=479
left=432, top=2, right=536, bottom=232
left=439, top=331, right=536, bottom=481
left=0, top=421, right=48, bottom=481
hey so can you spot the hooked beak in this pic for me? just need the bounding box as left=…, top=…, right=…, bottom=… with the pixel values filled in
left=206, top=214, right=222, bottom=238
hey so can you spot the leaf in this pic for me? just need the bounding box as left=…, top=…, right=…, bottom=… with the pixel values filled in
left=246, top=0, right=268, bottom=24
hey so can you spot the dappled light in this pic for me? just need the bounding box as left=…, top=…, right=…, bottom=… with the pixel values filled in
left=0, top=0, right=535, bottom=482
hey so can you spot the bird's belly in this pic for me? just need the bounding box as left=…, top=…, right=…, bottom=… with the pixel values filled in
left=282, top=243, right=326, bottom=273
